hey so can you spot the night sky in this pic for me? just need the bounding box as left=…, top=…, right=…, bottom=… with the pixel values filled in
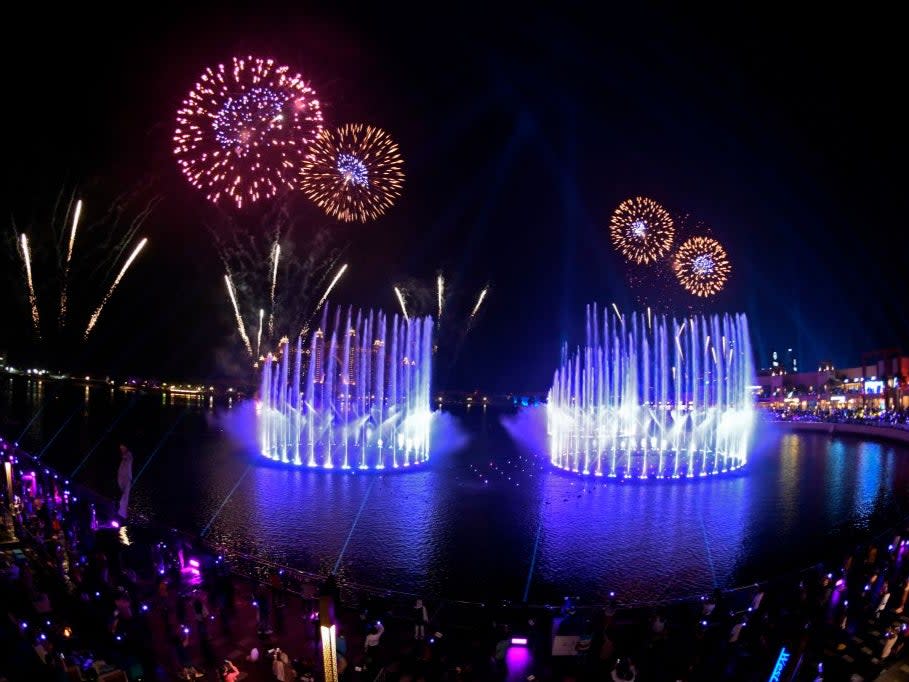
left=2, top=4, right=907, bottom=391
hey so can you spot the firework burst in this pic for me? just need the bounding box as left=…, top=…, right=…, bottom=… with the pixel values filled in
left=672, top=236, right=731, bottom=297
left=174, top=56, right=323, bottom=208
left=300, top=124, right=404, bottom=222
left=609, top=197, right=675, bottom=264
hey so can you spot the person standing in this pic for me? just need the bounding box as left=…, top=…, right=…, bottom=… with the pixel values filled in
left=117, top=444, right=133, bottom=520
left=413, top=598, right=429, bottom=640
left=217, top=659, right=244, bottom=682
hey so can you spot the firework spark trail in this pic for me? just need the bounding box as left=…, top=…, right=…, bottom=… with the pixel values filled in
left=257, top=308, right=264, bottom=358
left=469, top=286, right=488, bottom=319
left=315, top=263, right=348, bottom=312
left=298, top=262, right=349, bottom=337
left=85, top=238, right=148, bottom=338
left=394, top=286, right=409, bottom=321
left=437, top=274, right=444, bottom=321
left=20, top=234, right=41, bottom=336
left=65, top=199, right=82, bottom=265
left=268, top=242, right=280, bottom=336
left=59, top=199, right=83, bottom=325
left=224, top=273, right=253, bottom=356
left=94, top=194, right=160, bottom=282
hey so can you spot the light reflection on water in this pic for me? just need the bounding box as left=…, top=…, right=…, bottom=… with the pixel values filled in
left=3, top=376, right=909, bottom=604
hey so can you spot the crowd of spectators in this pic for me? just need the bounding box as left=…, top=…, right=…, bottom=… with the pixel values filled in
left=4, top=435, right=909, bottom=681
left=764, top=407, right=909, bottom=430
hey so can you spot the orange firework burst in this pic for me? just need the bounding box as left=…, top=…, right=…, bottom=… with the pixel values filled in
left=672, top=236, right=731, bottom=297
left=609, top=197, right=675, bottom=264
left=173, top=56, right=323, bottom=209
left=300, top=124, right=404, bottom=222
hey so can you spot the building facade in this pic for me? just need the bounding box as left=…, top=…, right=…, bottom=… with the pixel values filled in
left=756, top=349, right=909, bottom=412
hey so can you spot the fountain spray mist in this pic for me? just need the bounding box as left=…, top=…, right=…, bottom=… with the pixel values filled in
left=259, top=305, right=433, bottom=470
left=548, top=305, right=754, bottom=479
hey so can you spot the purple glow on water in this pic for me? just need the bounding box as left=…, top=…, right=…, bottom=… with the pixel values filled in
left=8, top=375, right=909, bottom=607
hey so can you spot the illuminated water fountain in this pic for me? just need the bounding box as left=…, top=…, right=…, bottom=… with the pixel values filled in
left=547, top=306, right=754, bottom=478
left=259, top=306, right=433, bottom=469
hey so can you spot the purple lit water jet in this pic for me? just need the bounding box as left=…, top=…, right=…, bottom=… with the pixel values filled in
left=258, top=305, right=434, bottom=470
left=547, top=305, right=755, bottom=478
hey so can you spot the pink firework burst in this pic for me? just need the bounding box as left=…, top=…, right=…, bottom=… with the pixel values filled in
left=174, top=56, right=324, bottom=209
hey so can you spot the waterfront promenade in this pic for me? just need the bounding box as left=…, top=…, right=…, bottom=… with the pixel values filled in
left=5, top=421, right=909, bottom=680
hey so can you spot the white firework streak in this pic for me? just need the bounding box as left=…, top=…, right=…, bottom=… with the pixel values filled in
left=469, top=287, right=488, bottom=319
left=394, top=286, right=409, bottom=321
left=59, top=198, right=83, bottom=324
left=437, top=274, right=444, bottom=321
left=268, top=242, right=280, bottom=337
left=223, top=272, right=253, bottom=355
left=315, top=263, right=348, bottom=311
left=85, top=237, right=148, bottom=338
left=20, top=234, right=41, bottom=337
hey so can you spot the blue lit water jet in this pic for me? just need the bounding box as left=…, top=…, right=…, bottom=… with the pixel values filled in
left=547, top=305, right=755, bottom=478
left=258, top=305, right=433, bottom=470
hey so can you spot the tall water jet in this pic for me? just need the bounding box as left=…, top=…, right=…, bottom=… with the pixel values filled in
left=547, top=305, right=755, bottom=479
left=258, top=305, right=434, bottom=470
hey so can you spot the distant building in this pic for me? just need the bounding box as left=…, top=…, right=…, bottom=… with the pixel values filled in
left=762, top=347, right=798, bottom=376
left=314, top=330, right=325, bottom=384
left=786, top=348, right=797, bottom=374
left=347, top=328, right=357, bottom=385
left=756, top=347, right=909, bottom=411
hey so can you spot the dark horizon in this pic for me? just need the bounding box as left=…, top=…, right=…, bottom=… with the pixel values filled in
left=2, top=4, right=907, bottom=391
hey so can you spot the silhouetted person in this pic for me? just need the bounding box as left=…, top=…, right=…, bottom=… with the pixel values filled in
left=117, top=444, right=133, bottom=519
